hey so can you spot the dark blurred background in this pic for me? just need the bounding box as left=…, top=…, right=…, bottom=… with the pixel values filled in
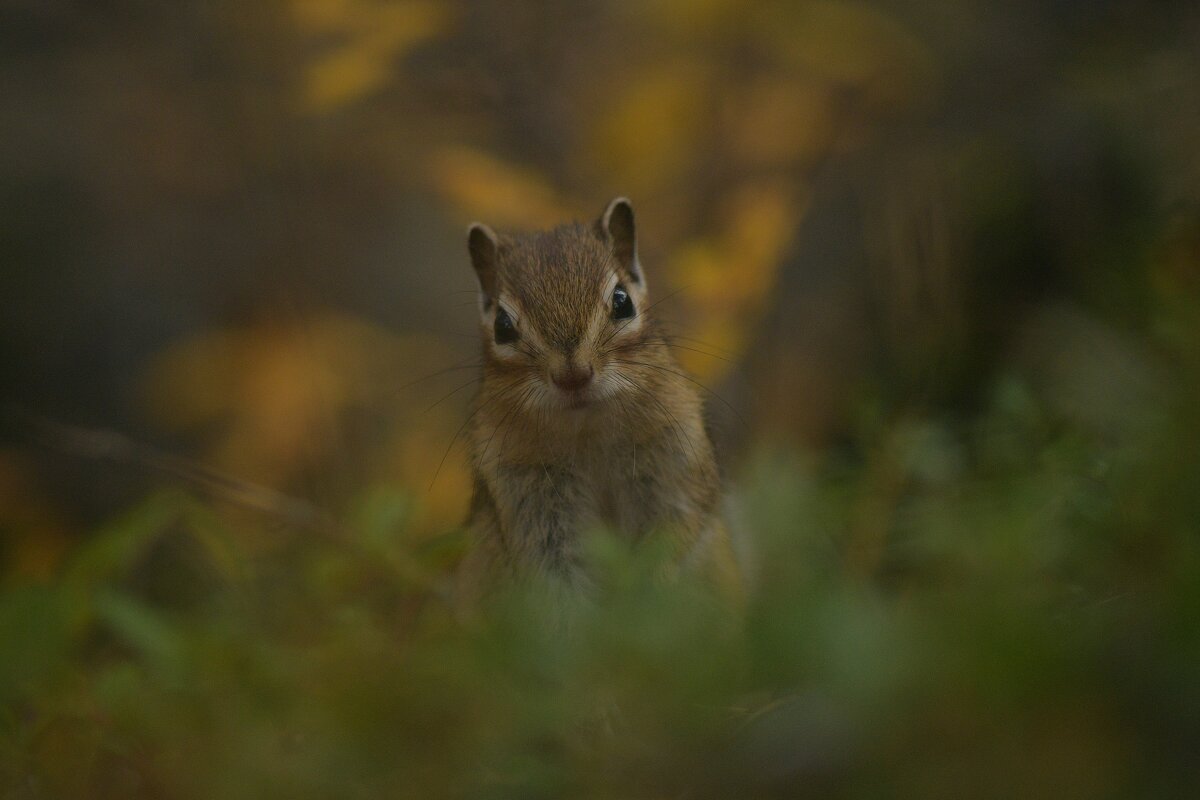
left=4, top=2, right=1200, bottom=796
left=3, top=0, right=1198, bottom=550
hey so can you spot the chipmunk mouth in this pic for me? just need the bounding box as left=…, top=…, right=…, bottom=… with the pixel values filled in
left=556, top=388, right=592, bottom=410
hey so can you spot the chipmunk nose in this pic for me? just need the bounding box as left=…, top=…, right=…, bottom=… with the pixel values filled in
left=551, top=364, right=594, bottom=393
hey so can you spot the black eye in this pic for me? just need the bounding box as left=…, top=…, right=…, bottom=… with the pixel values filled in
left=493, top=307, right=519, bottom=344
left=611, top=285, right=635, bottom=320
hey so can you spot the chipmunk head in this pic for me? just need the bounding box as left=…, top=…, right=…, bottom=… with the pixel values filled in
left=466, top=197, right=657, bottom=411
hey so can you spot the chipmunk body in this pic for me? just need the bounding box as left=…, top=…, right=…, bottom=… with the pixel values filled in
left=456, top=198, right=739, bottom=599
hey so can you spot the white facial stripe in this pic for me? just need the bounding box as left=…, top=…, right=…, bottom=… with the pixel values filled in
left=594, top=273, right=626, bottom=340
left=609, top=312, right=644, bottom=339
left=602, top=272, right=620, bottom=298
left=585, top=302, right=607, bottom=345
left=485, top=278, right=648, bottom=372
left=497, top=303, right=517, bottom=326
left=486, top=294, right=551, bottom=359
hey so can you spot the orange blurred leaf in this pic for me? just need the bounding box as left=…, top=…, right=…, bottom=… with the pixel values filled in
left=294, top=0, right=449, bottom=113
left=429, top=146, right=569, bottom=229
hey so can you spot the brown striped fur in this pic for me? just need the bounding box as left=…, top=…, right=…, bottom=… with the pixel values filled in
left=455, top=199, right=740, bottom=605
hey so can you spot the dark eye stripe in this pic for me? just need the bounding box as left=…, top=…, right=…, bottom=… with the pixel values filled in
left=611, top=285, right=635, bottom=320
left=494, top=307, right=519, bottom=344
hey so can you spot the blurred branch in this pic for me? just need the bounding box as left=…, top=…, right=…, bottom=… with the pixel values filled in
left=0, top=403, right=343, bottom=539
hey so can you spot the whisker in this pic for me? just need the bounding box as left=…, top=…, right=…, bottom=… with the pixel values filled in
left=479, top=383, right=535, bottom=469
left=663, top=342, right=734, bottom=364
left=656, top=329, right=737, bottom=357
left=478, top=407, right=516, bottom=470
left=433, top=329, right=481, bottom=340
left=613, top=373, right=700, bottom=464
left=598, top=285, right=691, bottom=349
left=515, top=343, right=541, bottom=361
left=495, top=389, right=532, bottom=464
left=637, top=285, right=690, bottom=318
left=423, top=377, right=481, bottom=413
left=429, top=382, right=520, bottom=491
left=393, top=358, right=483, bottom=394
left=611, top=358, right=745, bottom=425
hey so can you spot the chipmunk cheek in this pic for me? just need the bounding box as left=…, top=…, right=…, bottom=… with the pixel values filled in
left=607, top=315, right=643, bottom=342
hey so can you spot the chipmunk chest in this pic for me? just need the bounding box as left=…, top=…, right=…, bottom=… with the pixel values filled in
left=579, top=447, right=650, bottom=534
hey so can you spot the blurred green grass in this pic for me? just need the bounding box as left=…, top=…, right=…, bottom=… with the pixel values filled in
left=3, top=365, right=1199, bottom=799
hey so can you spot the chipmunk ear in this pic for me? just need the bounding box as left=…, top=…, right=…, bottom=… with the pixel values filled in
left=598, top=197, right=642, bottom=285
left=467, top=222, right=500, bottom=308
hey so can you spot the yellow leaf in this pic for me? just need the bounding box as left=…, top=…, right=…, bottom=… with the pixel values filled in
left=674, top=317, right=745, bottom=382
left=724, top=77, right=833, bottom=167
left=380, top=413, right=472, bottom=536
left=589, top=60, right=710, bottom=196
left=140, top=315, right=441, bottom=486
left=298, top=0, right=449, bottom=113
left=665, top=182, right=808, bottom=380
left=722, top=181, right=802, bottom=298
left=750, top=1, right=935, bottom=108
left=304, top=45, right=392, bottom=113
left=429, top=147, right=569, bottom=229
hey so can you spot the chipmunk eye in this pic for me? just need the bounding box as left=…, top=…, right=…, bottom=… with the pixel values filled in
left=611, top=285, right=635, bottom=320
left=493, top=308, right=519, bottom=344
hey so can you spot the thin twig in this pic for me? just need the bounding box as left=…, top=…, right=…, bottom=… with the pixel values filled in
left=1, top=403, right=343, bottom=538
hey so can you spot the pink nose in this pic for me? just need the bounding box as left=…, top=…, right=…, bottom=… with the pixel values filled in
left=552, top=365, right=594, bottom=392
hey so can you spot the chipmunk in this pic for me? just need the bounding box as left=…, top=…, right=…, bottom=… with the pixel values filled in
left=454, top=198, right=740, bottom=603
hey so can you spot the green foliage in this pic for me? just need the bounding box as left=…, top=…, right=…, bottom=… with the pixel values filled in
left=3, top=370, right=1199, bottom=799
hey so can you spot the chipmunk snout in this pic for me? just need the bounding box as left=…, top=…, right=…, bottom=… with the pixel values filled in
left=551, top=364, right=594, bottom=393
